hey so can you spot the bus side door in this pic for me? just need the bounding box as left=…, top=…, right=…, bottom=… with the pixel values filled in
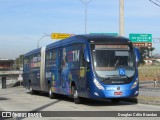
left=78, top=50, right=88, bottom=97
left=57, top=48, right=63, bottom=94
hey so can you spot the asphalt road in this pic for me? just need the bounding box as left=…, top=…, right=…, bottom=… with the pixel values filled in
left=0, top=87, right=160, bottom=120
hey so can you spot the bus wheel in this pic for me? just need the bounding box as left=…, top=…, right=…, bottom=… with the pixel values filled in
left=48, top=86, right=56, bottom=99
left=132, top=98, right=138, bottom=104
left=111, top=98, right=120, bottom=103
left=29, top=85, right=34, bottom=94
left=72, top=86, right=81, bottom=104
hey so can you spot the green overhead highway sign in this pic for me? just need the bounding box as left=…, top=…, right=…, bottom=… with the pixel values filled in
left=129, top=34, right=152, bottom=43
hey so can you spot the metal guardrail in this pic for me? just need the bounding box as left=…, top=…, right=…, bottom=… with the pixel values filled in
left=154, top=80, right=160, bottom=87
left=0, top=70, right=22, bottom=75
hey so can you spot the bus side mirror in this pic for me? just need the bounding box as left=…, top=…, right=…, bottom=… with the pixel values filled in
left=84, top=49, right=90, bottom=62
left=134, top=47, right=141, bottom=63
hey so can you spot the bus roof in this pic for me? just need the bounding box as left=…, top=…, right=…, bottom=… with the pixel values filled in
left=76, top=34, right=130, bottom=42
left=46, top=34, right=131, bottom=50
left=24, top=34, right=131, bottom=56
left=24, top=47, right=41, bottom=57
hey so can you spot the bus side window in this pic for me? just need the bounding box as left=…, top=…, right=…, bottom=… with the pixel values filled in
left=80, top=51, right=87, bottom=78
left=80, top=51, right=85, bottom=67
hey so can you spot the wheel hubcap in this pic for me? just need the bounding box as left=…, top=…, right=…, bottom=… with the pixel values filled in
left=49, top=88, right=52, bottom=96
left=74, top=90, right=78, bottom=98
left=29, top=86, right=32, bottom=92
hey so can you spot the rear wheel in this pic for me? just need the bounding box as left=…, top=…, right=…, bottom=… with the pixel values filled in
left=72, top=86, right=81, bottom=104
left=29, top=85, right=34, bottom=94
left=29, top=85, right=39, bottom=94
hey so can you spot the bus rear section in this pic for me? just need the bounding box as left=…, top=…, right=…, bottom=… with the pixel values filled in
left=23, top=47, right=47, bottom=94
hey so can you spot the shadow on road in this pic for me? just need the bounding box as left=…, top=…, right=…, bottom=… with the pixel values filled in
left=0, top=97, right=9, bottom=101
left=26, top=91, right=137, bottom=107
left=30, top=100, right=61, bottom=112
left=78, top=98, right=137, bottom=106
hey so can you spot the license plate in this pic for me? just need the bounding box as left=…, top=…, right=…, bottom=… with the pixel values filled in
left=114, top=92, right=123, bottom=96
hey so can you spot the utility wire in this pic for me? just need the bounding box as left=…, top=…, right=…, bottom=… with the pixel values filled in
left=149, top=0, right=160, bottom=7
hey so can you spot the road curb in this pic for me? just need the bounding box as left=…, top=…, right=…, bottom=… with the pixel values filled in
left=139, top=88, right=160, bottom=92
left=137, top=95, right=160, bottom=106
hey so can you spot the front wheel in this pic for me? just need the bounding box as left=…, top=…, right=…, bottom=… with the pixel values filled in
left=72, top=86, right=81, bottom=104
left=111, top=98, right=120, bottom=103
left=48, top=86, right=56, bottom=99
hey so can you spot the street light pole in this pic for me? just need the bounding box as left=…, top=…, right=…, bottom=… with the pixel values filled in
left=85, top=3, right=87, bottom=34
left=79, top=0, right=92, bottom=34
left=119, top=0, right=124, bottom=36
left=37, top=34, right=51, bottom=48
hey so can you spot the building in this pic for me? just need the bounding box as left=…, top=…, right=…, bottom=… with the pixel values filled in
left=0, top=59, right=14, bottom=70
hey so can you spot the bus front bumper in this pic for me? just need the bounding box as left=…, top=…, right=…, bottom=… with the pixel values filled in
left=91, top=84, right=139, bottom=99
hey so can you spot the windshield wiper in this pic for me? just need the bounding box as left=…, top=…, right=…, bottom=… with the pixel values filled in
left=102, top=75, right=120, bottom=82
left=124, top=74, right=129, bottom=80
left=102, top=74, right=129, bottom=82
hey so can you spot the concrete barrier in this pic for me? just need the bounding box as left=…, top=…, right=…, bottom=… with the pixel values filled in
left=0, top=76, right=6, bottom=89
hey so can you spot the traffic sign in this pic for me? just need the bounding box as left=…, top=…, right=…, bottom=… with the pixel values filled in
left=51, top=33, right=71, bottom=39
left=132, top=42, right=152, bottom=47
left=129, top=34, right=152, bottom=42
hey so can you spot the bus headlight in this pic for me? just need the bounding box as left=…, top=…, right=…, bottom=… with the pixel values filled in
left=94, top=79, right=104, bottom=90
left=131, top=78, right=139, bottom=89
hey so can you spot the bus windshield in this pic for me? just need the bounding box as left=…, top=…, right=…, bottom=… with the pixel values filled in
left=91, top=44, right=135, bottom=82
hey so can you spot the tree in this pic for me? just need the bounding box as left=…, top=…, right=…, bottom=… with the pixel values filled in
left=140, top=47, right=149, bottom=58
left=149, top=47, right=155, bottom=57
left=14, top=55, right=24, bottom=70
left=139, top=47, right=155, bottom=59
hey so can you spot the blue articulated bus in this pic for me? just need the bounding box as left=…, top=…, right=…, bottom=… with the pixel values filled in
left=23, top=34, right=140, bottom=104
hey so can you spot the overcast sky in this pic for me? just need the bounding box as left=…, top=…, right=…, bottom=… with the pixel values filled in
left=0, top=0, right=160, bottom=59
